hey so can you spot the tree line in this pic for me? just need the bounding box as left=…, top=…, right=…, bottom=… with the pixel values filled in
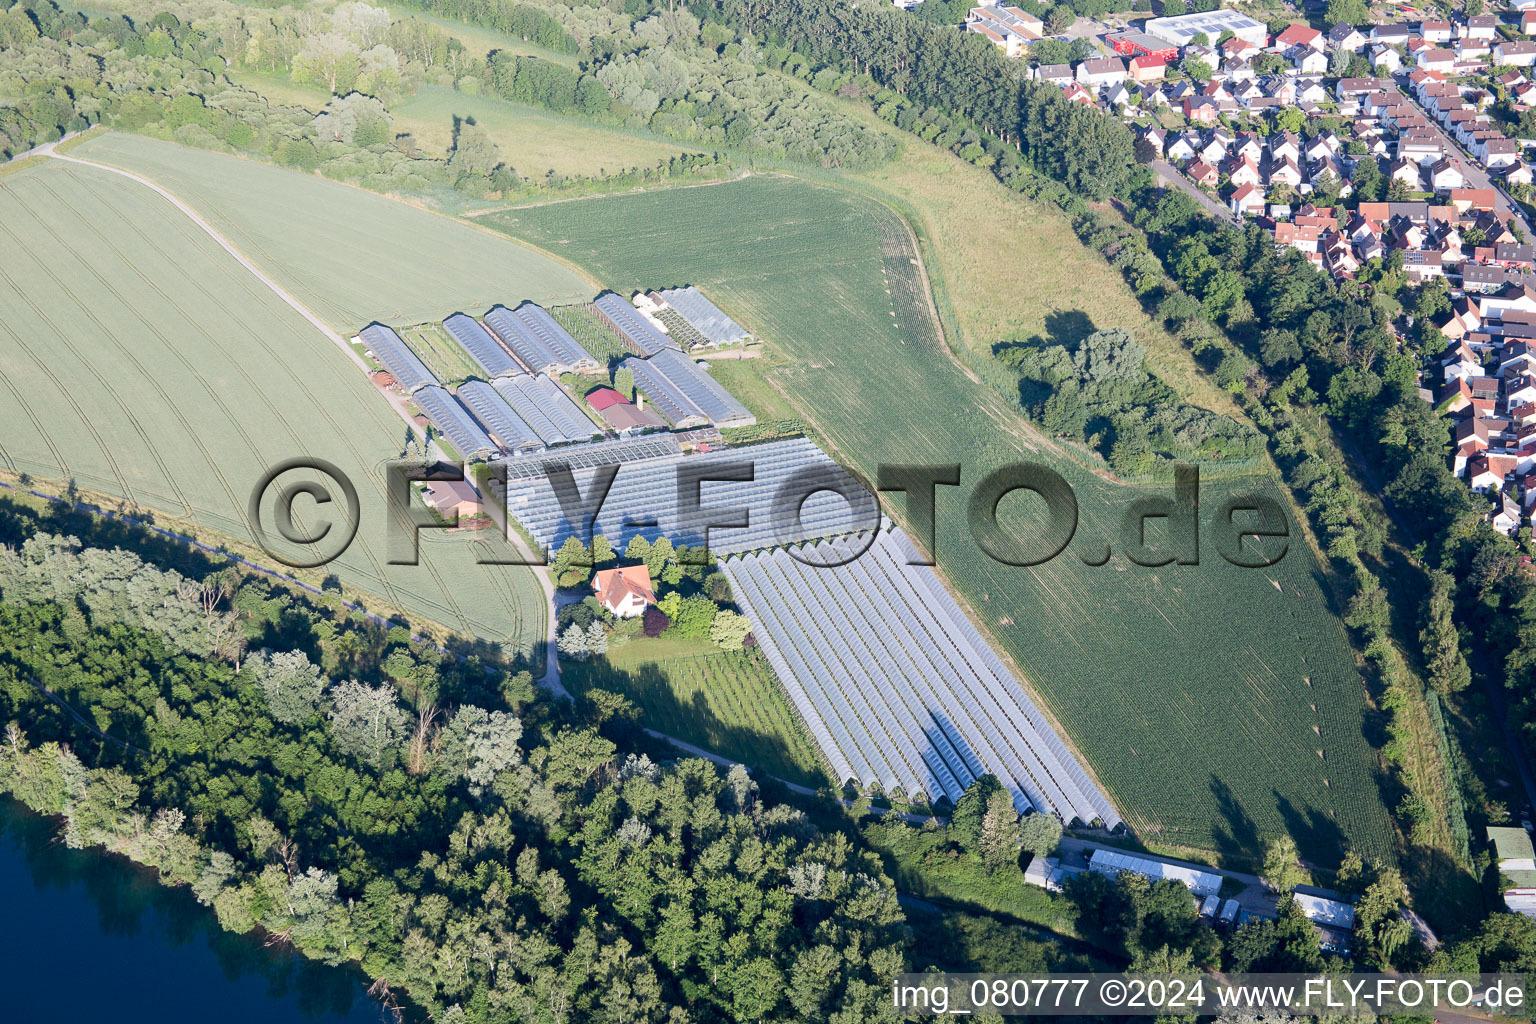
left=0, top=505, right=910, bottom=1022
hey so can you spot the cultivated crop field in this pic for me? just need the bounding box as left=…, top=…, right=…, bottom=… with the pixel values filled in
left=67, top=133, right=593, bottom=329
left=562, top=638, right=830, bottom=788
left=0, top=158, right=546, bottom=649
left=490, top=175, right=1394, bottom=863
left=402, top=323, right=478, bottom=384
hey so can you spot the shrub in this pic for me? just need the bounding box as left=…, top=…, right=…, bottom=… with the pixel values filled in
left=642, top=605, right=669, bottom=638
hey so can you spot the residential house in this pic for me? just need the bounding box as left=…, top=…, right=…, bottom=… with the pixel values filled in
left=1449, top=188, right=1499, bottom=211
left=1429, top=157, right=1465, bottom=192
left=1275, top=222, right=1323, bottom=253
left=1371, top=24, right=1412, bottom=46
left=1523, top=9, right=1536, bottom=34
left=1391, top=158, right=1425, bottom=190
left=1076, top=57, right=1128, bottom=87
left=1404, top=250, right=1446, bottom=282
left=1269, top=157, right=1304, bottom=188
left=1129, top=54, right=1166, bottom=83
left=1184, top=95, right=1220, bottom=122
left=1371, top=45, right=1402, bottom=73
left=1230, top=182, right=1266, bottom=217
left=1275, top=23, right=1325, bottom=51
left=1304, top=134, right=1338, bottom=163
left=1269, top=131, right=1301, bottom=164
left=1493, top=492, right=1523, bottom=537
left=1458, top=38, right=1492, bottom=61
left=421, top=477, right=481, bottom=521
left=1036, top=63, right=1073, bottom=86
left=1141, top=126, right=1167, bottom=158
left=1328, top=23, right=1366, bottom=51
left=1467, top=452, right=1517, bottom=492
left=1497, top=41, right=1536, bottom=67
left=1336, top=77, right=1390, bottom=100
left=1400, top=132, right=1445, bottom=165
left=1486, top=138, right=1521, bottom=168
left=1228, top=156, right=1263, bottom=187
left=1186, top=159, right=1219, bottom=187
left=1464, top=14, right=1499, bottom=41
left=1420, top=20, right=1454, bottom=43
left=1418, top=48, right=1456, bottom=72
left=1290, top=46, right=1328, bottom=74
left=1166, top=133, right=1197, bottom=162
left=1233, top=131, right=1263, bottom=163
left=1061, top=81, right=1096, bottom=104
left=592, top=564, right=658, bottom=618
left=1198, top=133, right=1229, bottom=163
left=1295, top=78, right=1329, bottom=104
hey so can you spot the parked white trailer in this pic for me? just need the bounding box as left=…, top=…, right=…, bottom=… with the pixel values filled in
left=1219, top=899, right=1241, bottom=925
left=1200, top=894, right=1222, bottom=918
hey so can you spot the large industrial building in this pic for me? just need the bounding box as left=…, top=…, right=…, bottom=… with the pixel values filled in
left=1143, top=9, right=1268, bottom=48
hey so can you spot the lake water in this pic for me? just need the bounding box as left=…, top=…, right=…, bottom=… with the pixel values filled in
left=0, top=796, right=393, bottom=1023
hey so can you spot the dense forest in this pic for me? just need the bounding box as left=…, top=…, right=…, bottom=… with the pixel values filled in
left=0, top=0, right=898, bottom=181
left=0, top=499, right=914, bottom=1022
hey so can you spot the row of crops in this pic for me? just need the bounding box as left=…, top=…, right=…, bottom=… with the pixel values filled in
left=562, top=648, right=830, bottom=788
left=723, top=527, right=1120, bottom=826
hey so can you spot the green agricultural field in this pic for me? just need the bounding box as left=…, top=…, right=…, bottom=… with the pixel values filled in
left=488, top=175, right=1395, bottom=864
left=390, top=87, right=693, bottom=180
left=562, top=635, right=831, bottom=789
left=67, top=132, right=593, bottom=330
left=550, top=303, right=633, bottom=366
left=0, top=157, right=546, bottom=649
left=403, top=323, right=479, bottom=383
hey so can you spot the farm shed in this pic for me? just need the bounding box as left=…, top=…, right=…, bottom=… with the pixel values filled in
left=359, top=323, right=437, bottom=394
left=422, top=477, right=481, bottom=520
left=492, top=374, right=599, bottom=446
left=721, top=524, right=1121, bottom=827
left=443, top=313, right=522, bottom=379
left=594, top=293, right=678, bottom=356
left=484, top=303, right=599, bottom=376
left=657, top=286, right=753, bottom=347
left=1088, top=849, right=1221, bottom=896
left=414, top=385, right=498, bottom=461
left=1024, top=856, right=1083, bottom=892
left=1294, top=892, right=1356, bottom=930
left=625, top=349, right=756, bottom=430
left=455, top=381, right=545, bottom=454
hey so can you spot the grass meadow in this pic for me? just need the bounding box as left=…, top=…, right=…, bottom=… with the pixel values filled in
left=490, top=175, right=1394, bottom=864
left=68, top=132, right=593, bottom=330
left=390, top=87, right=694, bottom=180
left=0, top=157, right=547, bottom=649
